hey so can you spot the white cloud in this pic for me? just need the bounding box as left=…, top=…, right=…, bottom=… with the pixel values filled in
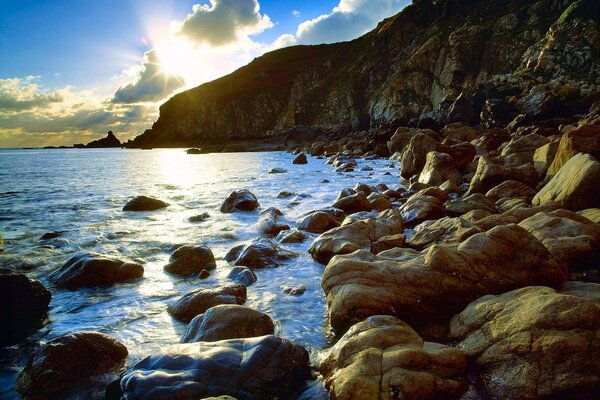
left=175, top=0, right=272, bottom=46
left=292, top=10, right=301, bottom=18
left=0, top=77, right=64, bottom=111
left=112, top=50, right=185, bottom=104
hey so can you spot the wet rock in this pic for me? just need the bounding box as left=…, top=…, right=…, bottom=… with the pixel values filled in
left=332, top=192, right=372, bottom=214
left=547, top=124, right=600, bottom=177
left=227, top=266, right=257, bottom=286
left=168, top=284, right=247, bottom=322
left=485, top=180, right=536, bottom=201
left=186, top=148, right=202, bottom=154
left=533, top=153, right=600, bottom=211
left=277, top=191, right=294, bottom=198
left=366, top=192, right=392, bottom=212
left=119, top=335, right=311, bottom=400
left=232, top=237, right=297, bottom=268
left=370, top=233, right=406, bottom=254
left=189, top=212, right=210, bottom=222
left=181, top=305, right=274, bottom=343
left=256, top=207, right=289, bottom=237
left=281, top=283, right=307, bottom=296
left=399, top=193, right=444, bottom=226
left=268, top=168, right=287, bottom=174
left=418, top=151, right=461, bottom=186
left=0, top=273, right=51, bottom=345
left=292, top=153, right=308, bottom=164
left=16, top=332, right=127, bottom=399
left=444, top=193, right=497, bottom=217
left=123, top=195, right=168, bottom=211
left=309, top=209, right=403, bottom=264
left=39, top=231, right=64, bottom=240
left=321, top=315, right=468, bottom=400
left=220, top=190, right=259, bottom=213
left=50, top=252, right=143, bottom=289
left=519, top=209, right=600, bottom=270
left=322, top=224, right=566, bottom=335
left=164, top=245, right=216, bottom=276
left=467, top=156, right=538, bottom=195
left=276, top=228, right=308, bottom=243
left=198, top=269, right=210, bottom=279
left=450, top=284, right=600, bottom=400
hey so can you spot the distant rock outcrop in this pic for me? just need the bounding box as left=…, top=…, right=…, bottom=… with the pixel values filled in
left=84, top=131, right=121, bottom=148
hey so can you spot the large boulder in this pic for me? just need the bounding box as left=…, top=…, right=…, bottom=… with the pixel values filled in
left=467, top=156, right=538, bottom=195
left=164, top=245, right=216, bottom=276
left=399, top=193, right=445, bottom=226
left=444, top=193, right=497, bottom=217
left=320, top=315, right=467, bottom=400
left=547, top=124, right=600, bottom=177
left=532, top=140, right=559, bottom=176
left=387, top=127, right=437, bottom=154
left=485, top=180, right=536, bottom=201
left=256, top=208, right=289, bottom=237
left=401, top=133, right=443, bottom=178
left=119, top=335, right=311, bottom=400
left=181, top=305, right=274, bottom=343
left=418, top=151, right=461, bottom=186
left=450, top=284, right=600, bottom=400
left=332, top=192, right=372, bottom=214
left=533, top=153, right=600, bottom=211
left=441, top=122, right=481, bottom=142
left=500, top=133, right=548, bottom=164
left=231, top=238, right=297, bottom=269
left=123, top=196, right=168, bottom=211
left=16, top=332, right=127, bottom=399
left=321, top=224, right=566, bottom=335
left=297, top=211, right=340, bottom=233
left=220, top=190, right=259, bottom=213
left=49, top=252, right=143, bottom=289
left=0, top=274, right=51, bottom=345
left=309, top=209, right=403, bottom=264
left=168, top=285, right=247, bottom=322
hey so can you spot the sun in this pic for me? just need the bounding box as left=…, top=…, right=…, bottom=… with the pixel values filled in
left=155, top=38, right=193, bottom=80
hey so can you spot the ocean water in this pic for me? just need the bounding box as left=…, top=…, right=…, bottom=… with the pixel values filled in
left=0, top=148, right=400, bottom=399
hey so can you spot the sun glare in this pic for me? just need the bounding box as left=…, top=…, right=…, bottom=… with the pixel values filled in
left=155, top=38, right=193, bottom=79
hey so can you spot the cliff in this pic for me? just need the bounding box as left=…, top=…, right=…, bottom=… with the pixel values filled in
left=127, top=0, right=600, bottom=148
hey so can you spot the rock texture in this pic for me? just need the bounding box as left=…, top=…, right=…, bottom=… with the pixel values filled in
left=321, top=315, right=467, bottom=400
left=168, top=285, right=247, bottom=322
left=231, top=237, right=297, bottom=268
left=84, top=131, right=121, bottom=148
left=164, top=245, right=216, bottom=276
left=220, top=190, right=259, bottom=213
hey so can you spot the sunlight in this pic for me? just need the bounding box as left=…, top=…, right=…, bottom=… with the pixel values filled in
left=155, top=38, right=194, bottom=80
left=156, top=149, right=198, bottom=186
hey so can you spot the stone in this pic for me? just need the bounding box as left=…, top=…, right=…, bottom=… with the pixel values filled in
left=387, top=127, right=437, bottom=154
left=442, top=122, right=481, bottom=142
left=309, top=209, right=404, bottom=264
left=293, top=153, right=308, bottom=164
left=268, top=168, right=287, bottom=174
left=85, top=131, right=121, bottom=148
left=533, top=153, right=600, bottom=211
left=281, top=283, right=307, bottom=296
left=186, top=148, right=202, bottom=154
left=532, top=141, right=559, bottom=176
left=181, top=305, right=274, bottom=343
left=198, top=269, right=210, bottom=279
left=164, top=245, right=216, bottom=276
left=418, top=151, right=461, bottom=186
left=444, top=193, right=497, bottom=217
left=49, top=252, right=144, bottom=289
left=0, top=273, right=51, bottom=345
left=297, top=211, right=340, bottom=233
left=399, top=193, right=444, bottom=226
left=276, top=228, right=308, bottom=243
left=320, top=315, right=468, bottom=400
left=500, top=133, right=548, bottom=163
left=467, top=156, right=538, bottom=195
left=579, top=208, right=600, bottom=223
left=370, top=233, right=406, bottom=254
left=366, top=192, right=392, bottom=212
left=220, top=190, right=259, bottom=213
left=123, top=196, right=168, bottom=211
left=547, top=124, right=600, bottom=177
left=189, top=212, right=210, bottom=222
left=256, top=207, right=289, bottom=237
left=332, top=192, right=372, bottom=214
left=401, top=133, right=443, bottom=178
left=450, top=284, right=600, bottom=400
left=232, top=237, right=297, bottom=268
left=485, top=180, right=536, bottom=201
left=119, top=335, right=311, bottom=400
left=16, top=332, right=127, bottom=399
left=321, top=224, right=566, bottom=335
left=227, top=266, right=257, bottom=286
left=168, top=285, right=247, bottom=322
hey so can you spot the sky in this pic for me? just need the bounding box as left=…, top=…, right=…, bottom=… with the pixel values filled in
left=0, top=0, right=410, bottom=148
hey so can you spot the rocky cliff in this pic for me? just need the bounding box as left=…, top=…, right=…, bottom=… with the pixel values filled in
left=127, top=0, right=600, bottom=148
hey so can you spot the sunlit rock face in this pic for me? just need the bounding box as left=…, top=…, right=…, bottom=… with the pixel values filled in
left=450, top=283, right=600, bottom=400
left=119, top=335, right=311, bottom=400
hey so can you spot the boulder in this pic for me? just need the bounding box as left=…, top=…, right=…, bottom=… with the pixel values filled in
left=533, top=153, right=600, bottom=211
left=189, top=212, right=210, bottom=222
left=467, top=156, right=538, bottom=195
left=332, top=192, right=372, bottom=214
left=387, top=127, right=437, bottom=154
left=123, top=196, right=168, bottom=211
left=227, top=266, right=257, bottom=286
left=532, top=141, right=559, bottom=176
left=450, top=284, right=600, bottom=400
left=16, top=332, right=127, bottom=399
left=232, top=237, right=297, bottom=268
left=444, top=193, right=497, bottom=217
left=168, top=285, right=247, bottom=322
left=401, top=133, right=442, bottom=178
left=399, top=194, right=444, bottom=226
left=256, top=208, right=289, bottom=237
left=220, top=190, right=259, bottom=213
left=293, top=153, right=308, bottom=164
left=181, top=305, right=274, bottom=343
left=0, top=273, right=51, bottom=345
left=119, top=335, right=311, bottom=400
left=321, top=315, right=468, bottom=400
left=366, top=193, right=392, bottom=212
left=276, top=228, right=308, bottom=243
left=49, top=252, right=143, bottom=289
left=268, top=168, right=287, bottom=174
left=281, top=283, right=307, bottom=296
left=418, top=151, right=461, bottom=186
left=309, top=209, right=403, bottom=264
left=297, top=211, right=340, bottom=233
left=370, top=233, right=406, bottom=254
left=321, top=224, right=566, bottom=335
left=579, top=208, right=600, bottom=223
left=547, top=124, right=600, bottom=177
left=441, top=122, right=481, bottom=142
left=500, top=133, right=548, bottom=163
left=485, top=180, right=536, bottom=201
left=164, top=245, right=216, bottom=276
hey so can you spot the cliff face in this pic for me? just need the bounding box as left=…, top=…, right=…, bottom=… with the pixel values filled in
left=128, top=0, right=600, bottom=148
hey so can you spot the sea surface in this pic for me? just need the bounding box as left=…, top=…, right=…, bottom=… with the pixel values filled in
left=0, top=148, right=400, bottom=399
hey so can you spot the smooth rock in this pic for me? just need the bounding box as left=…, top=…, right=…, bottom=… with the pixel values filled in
left=220, top=190, right=259, bottom=213
left=332, top=192, right=372, bottom=214
left=123, top=196, right=168, bottom=211
left=297, top=211, right=340, bottom=233
left=276, top=228, right=308, bottom=243
left=293, top=153, right=308, bottom=164
left=485, top=180, right=536, bottom=201
left=256, top=207, right=289, bottom=237
left=467, top=156, right=538, bottom=195
left=418, top=151, right=461, bottom=186
left=232, top=237, right=297, bottom=268
left=168, top=285, right=247, bottom=322
left=164, top=245, right=216, bottom=276
left=227, top=266, right=257, bottom=286
left=547, top=124, right=600, bottom=177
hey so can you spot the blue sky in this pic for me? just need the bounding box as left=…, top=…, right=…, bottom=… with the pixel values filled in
left=0, top=0, right=409, bottom=147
